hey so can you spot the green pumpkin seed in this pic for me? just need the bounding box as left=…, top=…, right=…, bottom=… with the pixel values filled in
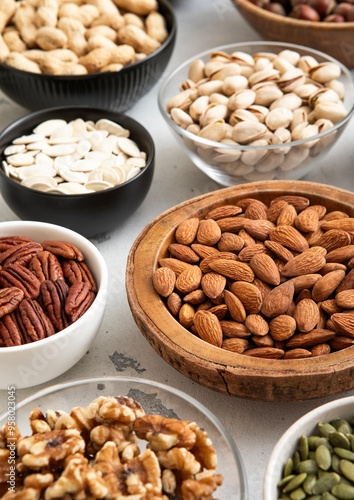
left=322, top=493, right=339, bottom=500
left=331, top=418, right=352, bottom=430
left=283, top=473, right=308, bottom=493
left=300, top=435, right=309, bottom=460
left=340, top=476, right=353, bottom=486
left=312, top=472, right=340, bottom=494
left=298, top=459, right=319, bottom=475
left=318, top=422, right=337, bottom=438
left=331, top=483, right=354, bottom=499
left=340, top=459, right=354, bottom=482
left=308, top=436, right=333, bottom=452
left=332, top=453, right=342, bottom=473
left=329, top=432, right=351, bottom=450
left=338, top=424, right=352, bottom=435
left=290, top=487, right=306, bottom=500
left=284, top=458, right=294, bottom=477
left=303, top=473, right=317, bottom=495
left=334, top=447, right=354, bottom=461
left=279, top=475, right=296, bottom=488
left=316, top=444, right=332, bottom=470
left=293, top=451, right=301, bottom=472
left=350, top=435, right=354, bottom=453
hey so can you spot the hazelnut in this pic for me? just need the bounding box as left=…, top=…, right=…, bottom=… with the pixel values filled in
left=308, top=0, right=337, bottom=16
left=265, top=2, right=287, bottom=14
left=290, top=3, right=321, bottom=19
left=333, top=1, right=352, bottom=15
left=323, top=12, right=346, bottom=18
left=347, top=5, right=354, bottom=19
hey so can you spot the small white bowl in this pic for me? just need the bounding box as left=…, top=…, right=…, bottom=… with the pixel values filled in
left=264, top=396, right=354, bottom=499
left=0, top=220, right=108, bottom=389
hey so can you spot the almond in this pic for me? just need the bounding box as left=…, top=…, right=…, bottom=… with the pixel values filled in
left=179, top=303, right=195, bottom=329
left=320, top=263, right=347, bottom=275
left=326, top=245, right=354, bottom=263
left=244, top=347, right=284, bottom=359
left=158, top=258, right=192, bottom=276
left=311, top=344, right=331, bottom=357
left=196, top=219, right=222, bottom=246
left=261, top=280, right=295, bottom=318
left=236, top=197, right=267, bottom=211
left=321, top=299, right=343, bottom=316
left=224, top=289, right=246, bottom=322
left=244, top=201, right=268, bottom=220
left=269, top=315, right=296, bottom=341
left=270, top=195, right=310, bottom=212
left=305, top=227, right=323, bottom=247
left=206, top=205, right=242, bottom=220
left=277, top=203, right=297, bottom=227
left=293, top=298, right=320, bottom=332
left=216, top=216, right=247, bottom=233
left=222, top=338, right=249, bottom=353
left=175, top=265, right=202, bottom=295
left=335, top=268, right=354, bottom=294
left=243, top=219, right=275, bottom=240
left=191, top=243, right=219, bottom=259
left=286, top=329, right=335, bottom=348
left=296, top=289, right=312, bottom=302
left=200, top=252, right=237, bottom=273
left=209, top=259, right=254, bottom=282
left=269, top=225, right=309, bottom=252
left=168, top=243, right=199, bottom=264
left=266, top=200, right=288, bottom=222
left=238, top=243, right=268, bottom=263
left=252, top=277, right=272, bottom=300
left=183, top=289, right=207, bottom=305
left=283, top=349, right=312, bottom=359
left=245, top=314, right=269, bottom=336
left=229, top=281, right=263, bottom=313
left=294, top=208, right=320, bottom=233
left=167, top=292, right=182, bottom=316
left=201, top=272, right=226, bottom=299
left=281, top=251, right=326, bottom=277
left=208, top=304, right=228, bottom=319
left=290, top=274, right=322, bottom=293
left=264, top=240, right=293, bottom=262
left=153, top=267, right=176, bottom=297
left=238, top=228, right=256, bottom=247
left=311, top=205, right=327, bottom=219
left=321, top=218, right=354, bottom=232
left=322, top=210, right=349, bottom=222
left=220, top=320, right=250, bottom=338
left=336, top=290, right=354, bottom=309
left=330, top=336, right=354, bottom=350
left=217, top=232, right=244, bottom=252
left=194, top=310, right=223, bottom=347
left=175, top=218, right=199, bottom=245
left=315, top=229, right=351, bottom=252
left=252, top=334, right=274, bottom=347
left=250, top=253, right=280, bottom=285
left=311, top=270, right=346, bottom=302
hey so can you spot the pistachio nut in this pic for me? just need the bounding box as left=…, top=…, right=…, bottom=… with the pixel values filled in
left=180, top=79, right=197, bottom=91
left=198, top=79, right=224, bottom=96
left=313, top=101, right=348, bottom=124
left=222, top=75, right=249, bottom=96
left=247, top=104, right=269, bottom=122
left=209, top=92, right=230, bottom=106
left=315, top=118, right=335, bottom=133
left=204, top=60, right=224, bottom=77
left=278, top=68, right=306, bottom=92
left=241, top=139, right=269, bottom=165
left=210, top=51, right=232, bottom=63
left=254, top=56, right=273, bottom=72
left=228, top=89, right=256, bottom=110
left=272, top=126, right=292, bottom=154
left=210, top=62, right=241, bottom=81
left=326, top=79, right=345, bottom=99
left=189, top=95, right=210, bottom=122
left=278, top=49, right=301, bottom=66
left=253, top=51, right=277, bottom=62
left=265, top=107, right=293, bottom=131
left=166, top=88, right=198, bottom=112
left=309, top=88, right=340, bottom=108
left=200, top=103, right=229, bottom=127
left=229, top=109, right=259, bottom=126
left=230, top=51, right=255, bottom=67
left=170, top=107, right=194, bottom=129
left=243, top=168, right=276, bottom=181
left=273, top=56, right=296, bottom=74
left=188, top=58, right=205, bottom=83
left=232, top=121, right=268, bottom=144
left=291, top=122, right=319, bottom=148
left=310, top=63, right=341, bottom=84
left=290, top=107, right=310, bottom=131
left=253, top=83, right=283, bottom=107
left=297, top=55, right=319, bottom=73
left=256, top=151, right=285, bottom=172
left=294, top=83, right=323, bottom=103
left=212, top=138, right=242, bottom=163
left=269, top=92, right=302, bottom=111
left=198, top=119, right=228, bottom=142
left=186, top=123, right=201, bottom=135
left=248, top=67, right=280, bottom=86
left=279, top=146, right=310, bottom=171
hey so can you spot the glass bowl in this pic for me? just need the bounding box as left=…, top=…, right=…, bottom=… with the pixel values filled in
left=0, top=376, right=248, bottom=500
left=158, top=41, right=354, bottom=187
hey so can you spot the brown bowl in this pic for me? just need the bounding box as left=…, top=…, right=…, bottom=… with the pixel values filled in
left=231, top=0, right=354, bottom=68
left=126, top=180, right=354, bottom=403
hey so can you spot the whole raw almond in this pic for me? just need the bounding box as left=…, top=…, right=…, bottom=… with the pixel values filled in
left=330, top=336, right=354, bottom=350
left=320, top=263, right=347, bottom=275
left=216, top=217, right=247, bottom=233
left=201, top=272, right=226, bottom=299
left=261, top=280, right=295, bottom=318
left=281, top=251, right=326, bottom=277
left=316, top=229, right=351, bottom=252
left=322, top=210, right=349, bottom=222
left=224, top=289, right=246, bottom=322
left=238, top=243, right=268, bottom=263
left=197, top=219, right=222, bottom=246
left=245, top=314, right=269, bottom=336
left=222, top=338, right=249, bottom=353
left=277, top=203, right=297, bottom=227
left=266, top=200, right=288, bottom=222
left=264, top=240, right=293, bottom=262
left=250, top=253, right=280, bottom=285
left=321, top=299, right=343, bottom=316
left=252, top=334, right=274, bottom=348
left=200, top=252, right=237, bottom=273
left=269, top=315, right=296, bottom=341
left=208, top=303, right=228, bottom=319
left=269, top=225, right=309, bottom=252
left=321, top=218, right=354, bottom=232
left=153, top=267, right=176, bottom=297
left=238, top=228, right=256, bottom=247
left=243, top=219, right=275, bottom=241
left=176, top=265, right=202, bottom=295
left=229, top=281, right=263, bottom=313
left=194, top=310, right=223, bottom=347
left=286, top=329, right=335, bottom=348
left=175, top=217, right=199, bottom=245
left=293, top=298, right=320, bottom=332
left=191, top=243, right=220, bottom=259
left=209, top=259, right=254, bottom=282
left=220, top=320, right=250, bottom=338
left=326, top=245, right=354, bottom=263
left=168, top=243, right=200, bottom=263
left=206, top=205, right=242, bottom=220
left=244, top=201, right=268, bottom=220
left=311, top=343, right=331, bottom=357
left=311, top=270, right=346, bottom=302
left=283, top=348, right=312, bottom=359
left=336, top=290, right=354, bottom=309
left=294, top=208, right=320, bottom=233
left=158, top=258, right=192, bottom=276
left=305, top=227, right=323, bottom=247
left=290, top=274, right=322, bottom=293
left=183, top=289, right=207, bottom=305
left=217, top=232, right=244, bottom=252
left=236, top=197, right=267, bottom=211
left=179, top=303, right=195, bottom=329
left=244, top=347, right=284, bottom=359
left=167, top=292, right=182, bottom=316
left=270, top=195, right=310, bottom=212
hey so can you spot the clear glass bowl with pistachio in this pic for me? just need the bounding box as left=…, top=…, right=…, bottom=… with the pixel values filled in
left=158, top=41, right=354, bottom=187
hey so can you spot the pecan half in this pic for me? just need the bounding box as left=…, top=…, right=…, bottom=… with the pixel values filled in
left=0, top=236, right=33, bottom=251
left=0, top=263, right=41, bottom=299
left=17, top=299, right=55, bottom=342
left=65, top=282, right=95, bottom=322
left=0, top=313, right=25, bottom=347
left=0, top=286, right=24, bottom=318
left=62, top=260, right=98, bottom=292
left=29, top=251, right=64, bottom=283
left=42, top=241, right=84, bottom=261
left=40, top=280, right=70, bottom=331
left=0, top=241, right=43, bottom=267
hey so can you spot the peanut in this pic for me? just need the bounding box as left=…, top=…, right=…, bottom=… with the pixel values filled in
left=3, top=30, right=27, bottom=53
left=0, top=0, right=16, bottom=34
left=112, top=0, right=158, bottom=16
left=79, top=43, right=134, bottom=72
left=85, top=25, right=117, bottom=41
left=117, top=24, right=160, bottom=55
left=5, top=51, right=41, bottom=73
left=99, top=62, right=123, bottom=72
left=86, top=0, right=120, bottom=16
left=0, top=34, right=10, bottom=62
left=35, top=26, right=68, bottom=50
left=123, top=12, right=145, bottom=29
left=90, top=11, right=124, bottom=30
left=145, top=11, right=168, bottom=43
left=39, top=56, right=88, bottom=74
left=86, top=35, right=119, bottom=51
left=12, top=3, right=37, bottom=48
left=34, top=0, right=59, bottom=27
left=57, top=17, right=87, bottom=55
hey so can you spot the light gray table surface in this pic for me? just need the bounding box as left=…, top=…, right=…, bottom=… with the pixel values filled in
left=0, top=1, right=354, bottom=499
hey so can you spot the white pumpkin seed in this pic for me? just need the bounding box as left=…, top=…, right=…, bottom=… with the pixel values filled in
left=117, top=137, right=141, bottom=157
left=33, top=119, right=67, bottom=136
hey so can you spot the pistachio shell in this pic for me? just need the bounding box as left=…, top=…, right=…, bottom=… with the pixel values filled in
left=232, top=121, right=268, bottom=144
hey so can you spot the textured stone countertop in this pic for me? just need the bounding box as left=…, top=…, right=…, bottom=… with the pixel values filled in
left=0, top=1, right=354, bottom=498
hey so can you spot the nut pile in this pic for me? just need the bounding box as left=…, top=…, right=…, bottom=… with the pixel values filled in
left=0, top=236, right=97, bottom=347
left=279, top=415, right=354, bottom=498
left=153, top=195, right=354, bottom=360
left=250, top=0, right=354, bottom=22
left=0, top=0, right=168, bottom=75
left=0, top=395, right=223, bottom=499
left=2, top=118, right=147, bottom=194
left=167, top=48, right=348, bottom=182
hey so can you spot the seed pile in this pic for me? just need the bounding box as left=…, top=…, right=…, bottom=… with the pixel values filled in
left=153, top=195, right=354, bottom=360
left=2, top=118, right=147, bottom=194
left=279, top=416, right=354, bottom=499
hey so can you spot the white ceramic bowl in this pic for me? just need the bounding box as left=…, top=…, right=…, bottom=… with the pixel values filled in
left=0, top=376, right=248, bottom=500
left=264, top=395, right=354, bottom=499
left=0, top=221, right=108, bottom=389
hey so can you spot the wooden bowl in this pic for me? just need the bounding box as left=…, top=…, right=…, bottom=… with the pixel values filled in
left=126, top=180, right=354, bottom=402
left=231, top=0, right=354, bottom=68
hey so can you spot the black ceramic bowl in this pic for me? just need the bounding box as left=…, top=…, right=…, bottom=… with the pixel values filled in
left=0, top=106, right=155, bottom=238
left=0, top=0, right=176, bottom=112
